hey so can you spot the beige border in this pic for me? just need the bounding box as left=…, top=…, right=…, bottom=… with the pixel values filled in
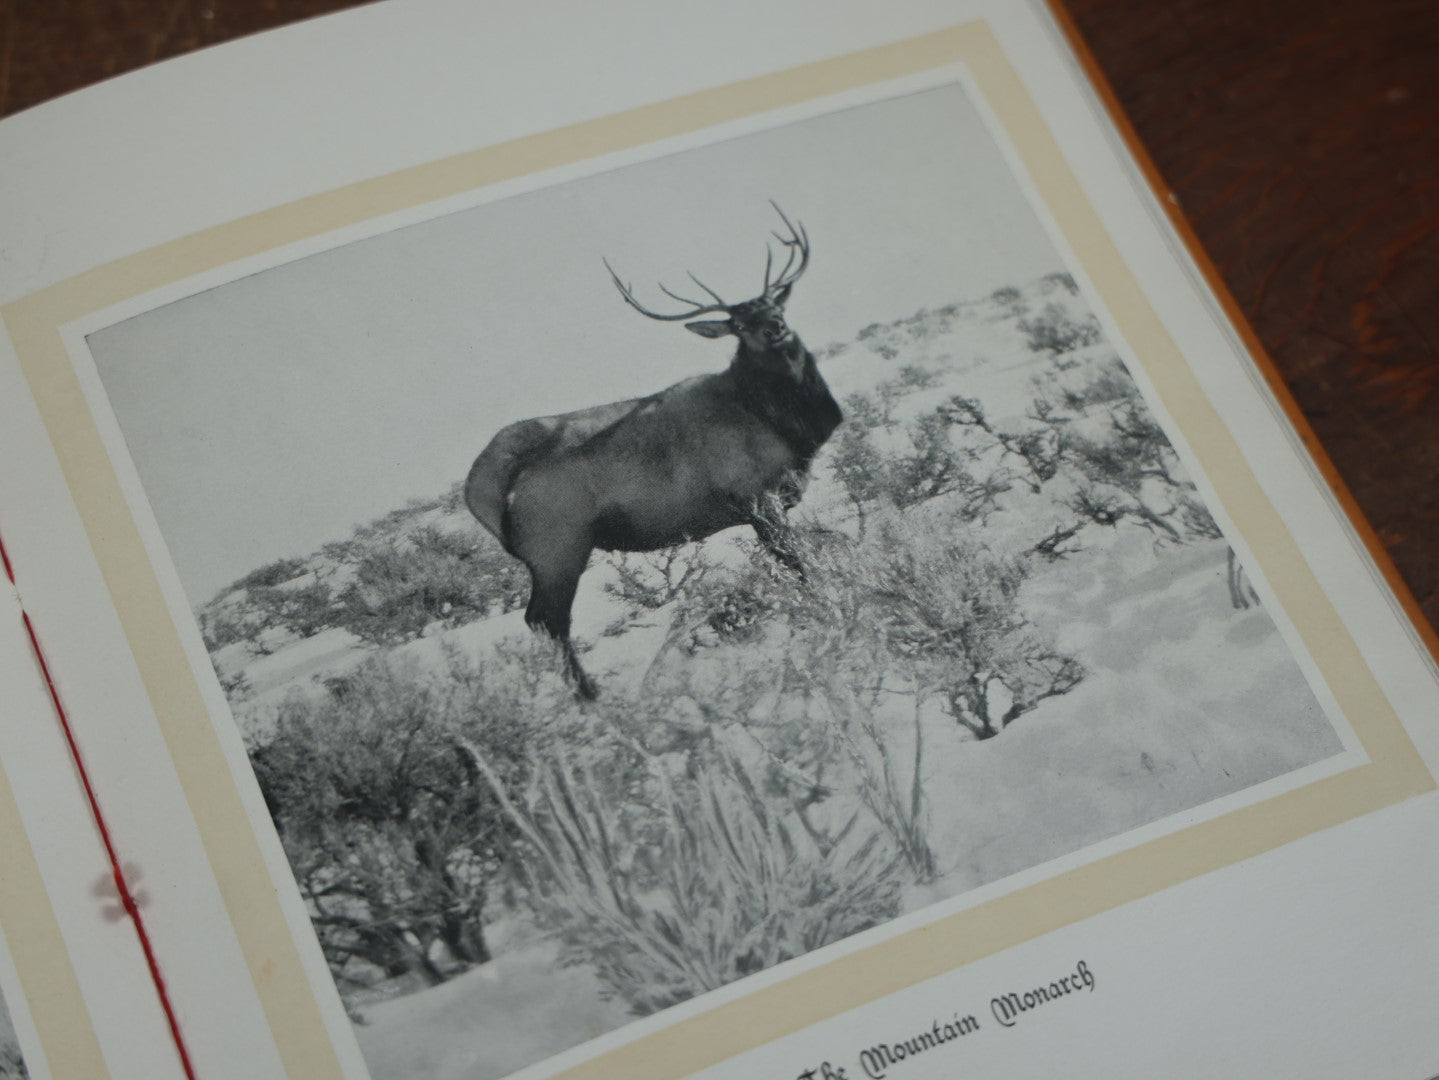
left=0, top=754, right=108, bottom=1078
left=2, top=21, right=1431, bottom=1080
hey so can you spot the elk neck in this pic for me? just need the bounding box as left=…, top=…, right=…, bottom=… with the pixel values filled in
left=728, top=339, right=843, bottom=461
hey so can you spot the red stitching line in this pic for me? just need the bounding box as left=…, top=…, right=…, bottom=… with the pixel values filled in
left=2, top=531, right=198, bottom=1079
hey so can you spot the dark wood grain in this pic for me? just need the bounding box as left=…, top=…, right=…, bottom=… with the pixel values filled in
left=0, top=1, right=362, bottom=116
left=2, top=0, right=1434, bottom=632
left=1063, top=0, right=1439, bottom=636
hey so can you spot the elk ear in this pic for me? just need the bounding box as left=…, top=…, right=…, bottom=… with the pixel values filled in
left=685, top=319, right=733, bottom=339
left=769, top=282, right=793, bottom=308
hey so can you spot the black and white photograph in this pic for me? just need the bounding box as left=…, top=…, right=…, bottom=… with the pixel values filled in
left=85, top=83, right=1343, bottom=1080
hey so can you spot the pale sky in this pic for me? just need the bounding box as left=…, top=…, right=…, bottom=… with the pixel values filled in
left=88, top=83, right=1064, bottom=602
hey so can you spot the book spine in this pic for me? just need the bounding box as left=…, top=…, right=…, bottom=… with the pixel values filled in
left=0, top=528, right=197, bottom=1080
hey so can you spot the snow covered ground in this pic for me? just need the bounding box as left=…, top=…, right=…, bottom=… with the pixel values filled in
left=203, top=277, right=1342, bottom=1080
left=356, top=929, right=629, bottom=1080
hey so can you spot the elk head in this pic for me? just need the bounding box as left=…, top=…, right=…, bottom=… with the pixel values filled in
left=604, top=202, right=812, bottom=380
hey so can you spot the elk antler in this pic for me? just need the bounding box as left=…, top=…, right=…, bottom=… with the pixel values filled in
left=603, top=258, right=731, bottom=321
left=605, top=203, right=809, bottom=320
left=763, top=201, right=810, bottom=298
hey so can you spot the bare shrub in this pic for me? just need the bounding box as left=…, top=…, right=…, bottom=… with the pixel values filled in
left=1018, top=301, right=1102, bottom=355
left=857, top=321, right=902, bottom=360
left=1040, top=271, right=1081, bottom=295
left=0, top=1036, right=26, bottom=1080
left=198, top=597, right=285, bottom=656
left=827, top=403, right=1002, bottom=527
left=1056, top=398, right=1207, bottom=545
left=229, top=556, right=306, bottom=592
left=673, top=508, right=1083, bottom=874
left=682, top=546, right=793, bottom=647
left=250, top=652, right=565, bottom=995
left=835, top=675, right=937, bottom=880
left=198, top=607, right=255, bottom=651
left=249, top=577, right=336, bottom=639
left=828, top=419, right=888, bottom=528
left=1179, top=492, right=1222, bottom=541
left=336, top=525, right=528, bottom=645
left=1226, top=547, right=1260, bottom=610
left=855, top=513, right=1082, bottom=740
left=872, top=365, right=939, bottom=419
left=691, top=507, right=1084, bottom=746
left=1055, top=354, right=1134, bottom=410
left=1013, top=351, right=1231, bottom=563
left=1029, top=521, right=1085, bottom=561
left=749, top=633, right=941, bottom=880
left=941, top=396, right=1061, bottom=493
left=218, top=668, right=252, bottom=700
left=468, top=736, right=901, bottom=1015
left=885, top=412, right=974, bottom=508
left=603, top=543, right=711, bottom=615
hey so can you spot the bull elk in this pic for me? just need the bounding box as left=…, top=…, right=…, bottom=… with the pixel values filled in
left=464, top=205, right=841, bottom=697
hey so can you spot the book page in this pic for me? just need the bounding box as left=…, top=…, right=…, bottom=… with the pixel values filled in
left=0, top=577, right=187, bottom=1078
left=1, top=2, right=1436, bottom=1079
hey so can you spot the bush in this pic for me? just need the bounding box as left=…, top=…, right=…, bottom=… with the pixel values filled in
left=670, top=538, right=810, bottom=651
left=893, top=363, right=938, bottom=391
left=742, top=509, right=1082, bottom=743
left=198, top=607, right=254, bottom=651
left=250, top=578, right=336, bottom=639
left=828, top=402, right=1002, bottom=525
left=884, top=411, right=980, bottom=509
left=470, top=738, right=901, bottom=1015
left=1054, top=355, right=1135, bottom=410
left=828, top=414, right=889, bottom=515
left=603, top=543, right=710, bottom=616
left=250, top=652, right=562, bottom=994
left=1018, top=302, right=1102, bottom=355
left=0, top=1038, right=25, bottom=1080
left=726, top=622, right=941, bottom=880
left=1014, top=349, right=1229, bottom=558
left=1053, top=390, right=1210, bottom=545
left=230, top=556, right=306, bottom=592
left=664, top=506, right=1083, bottom=879
left=856, top=321, right=903, bottom=361
left=336, top=526, right=528, bottom=645
left=1040, top=271, right=1080, bottom=295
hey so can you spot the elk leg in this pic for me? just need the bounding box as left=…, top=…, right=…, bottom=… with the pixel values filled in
left=523, top=557, right=598, bottom=700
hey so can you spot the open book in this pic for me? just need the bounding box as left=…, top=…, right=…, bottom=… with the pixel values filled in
left=2, top=2, right=1437, bottom=1078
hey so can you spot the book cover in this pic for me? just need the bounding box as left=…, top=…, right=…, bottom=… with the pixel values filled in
left=1, top=3, right=1435, bottom=1078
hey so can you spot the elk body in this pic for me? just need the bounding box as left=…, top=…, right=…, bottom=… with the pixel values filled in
left=464, top=207, right=841, bottom=697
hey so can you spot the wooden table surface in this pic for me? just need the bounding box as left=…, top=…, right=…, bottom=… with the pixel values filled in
left=2, top=0, right=1435, bottom=635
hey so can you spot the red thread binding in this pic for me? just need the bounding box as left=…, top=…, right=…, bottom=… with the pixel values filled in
left=1, top=530, right=198, bottom=1080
